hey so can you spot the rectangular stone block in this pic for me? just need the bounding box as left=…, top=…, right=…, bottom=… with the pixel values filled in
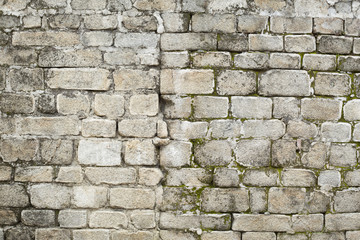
left=281, top=169, right=316, bottom=187
left=162, top=13, right=190, bottom=32
left=0, top=184, right=29, bottom=207
left=0, top=15, right=21, bottom=28
left=269, top=53, right=300, bottom=69
left=194, top=96, right=228, bottom=118
left=161, top=33, right=217, bottom=51
left=0, top=48, right=37, bottom=66
left=71, top=0, right=107, bottom=10
left=125, top=140, right=156, bottom=166
left=345, top=18, right=360, bottom=36
left=259, top=70, right=311, bottom=96
left=234, top=52, right=269, bottom=69
left=318, top=170, right=341, bottom=187
left=57, top=93, right=90, bottom=115
left=232, top=214, right=291, bottom=232
left=40, top=139, right=73, bottom=165
left=192, top=14, right=236, bottom=33
left=318, top=35, right=353, bottom=54
left=12, top=32, right=79, bottom=46
left=139, top=168, right=163, bottom=186
left=30, top=184, right=71, bottom=209
left=243, top=120, right=285, bottom=140
left=133, top=0, right=176, bottom=11
left=85, top=167, right=136, bottom=185
left=168, top=120, right=208, bottom=140
left=272, top=140, right=297, bottom=167
left=39, top=49, right=102, bottom=67
left=218, top=34, right=248, bottom=51
left=114, top=68, right=158, bottom=91
left=338, top=56, right=360, bottom=72
left=84, top=15, right=118, bottom=30
left=89, top=211, right=128, bottom=229
left=118, top=119, right=157, bottom=138
left=165, top=168, right=212, bottom=187
left=192, top=52, right=231, bottom=68
left=292, top=214, right=323, bottom=232
left=160, top=187, right=197, bottom=212
left=249, top=34, right=283, bottom=51
left=161, top=69, right=214, bottom=94
left=271, top=17, right=312, bottom=33
left=329, top=144, right=357, bottom=167
left=78, top=140, right=121, bottom=166
left=56, top=167, right=83, bottom=183
left=160, top=213, right=231, bottom=230
left=345, top=170, right=360, bottom=186
left=314, top=18, right=343, bottom=34
left=110, top=188, right=155, bottom=209
left=73, top=186, right=107, bottom=208
left=315, top=73, right=351, bottom=96
left=243, top=169, right=278, bottom=186
left=238, top=15, right=268, bottom=33
left=242, top=232, right=276, bottom=240
left=160, top=141, right=192, bottom=168
left=285, top=35, right=316, bottom=52
left=162, top=95, right=192, bottom=119
left=217, top=70, right=256, bottom=95
left=195, top=140, right=232, bottom=167
left=47, top=68, right=110, bottom=90
left=21, top=210, right=55, bottom=227
left=326, top=213, right=360, bottom=231
left=8, top=68, right=44, bottom=92
left=129, top=94, right=159, bottom=116
left=82, top=119, right=116, bottom=138
left=321, top=122, right=351, bottom=142
left=35, top=228, right=71, bottom=240
left=0, top=166, right=12, bottom=181
left=15, top=166, right=53, bottom=183
left=17, top=117, right=80, bottom=136
left=115, top=33, right=159, bottom=50
left=111, top=231, right=154, bottom=240
left=73, top=230, right=109, bottom=240
left=303, top=54, right=336, bottom=71
left=301, top=98, right=342, bottom=121
left=81, top=31, right=113, bottom=46
left=334, top=190, right=360, bottom=213
left=48, top=15, right=81, bottom=29
left=94, top=94, right=125, bottom=119
left=58, top=210, right=87, bottom=228
left=231, top=97, right=272, bottom=119
left=214, top=168, right=239, bottom=187
left=0, top=93, right=34, bottom=114
left=268, top=187, right=306, bottom=214
left=161, top=51, right=190, bottom=68
left=182, top=0, right=206, bottom=12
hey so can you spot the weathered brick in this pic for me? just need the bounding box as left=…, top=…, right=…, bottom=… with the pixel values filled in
left=315, top=73, right=351, bottom=96
left=161, top=52, right=189, bottom=68
left=318, top=170, right=341, bottom=187
left=286, top=120, right=317, bottom=138
left=238, top=15, right=268, bottom=33
left=303, top=54, right=337, bottom=71
left=326, top=213, right=360, bottom=231
left=250, top=188, right=267, bottom=213
left=281, top=169, right=316, bottom=187
left=192, top=52, right=231, bottom=68
left=13, top=32, right=80, bottom=46
left=81, top=31, right=113, bottom=46
left=85, top=167, right=136, bottom=185
left=272, top=140, right=297, bottom=167
left=84, top=15, right=118, bottom=29
left=285, top=35, right=316, bottom=52
left=48, top=15, right=81, bottom=29
left=165, top=168, right=212, bottom=187
left=118, top=119, right=157, bottom=138
left=4, top=228, right=34, bottom=240
left=271, top=17, right=312, bottom=33
left=82, top=119, right=116, bottom=138
left=232, top=214, right=291, bottom=232
left=344, top=16, right=360, bottom=35
left=168, top=121, right=208, bottom=140
left=231, top=97, right=272, bottom=119
left=114, top=69, right=158, bottom=91
left=0, top=15, right=21, bottom=28
left=125, top=140, right=156, bottom=166
left=318, top=35, right=353, bottom=54
left=162, top=95, right=191, bottom=119
left=123, top=15, right=157, bottom=32
left=161, top=33, right=217, bottom=51
left=15, top=166, right=53, bottom=182
left=160, top=141, right=191, bottom=167
left=89, top=211, right=128, bottom=229
left=268, top=187, right=306, bottom=214
left=115, top=33, right=159, bottom=50
left=57, top=93, right=90, bottom=115
left=243, top=120, right=285, bottom=139
left=71, top=0, right=106, bottom=10
left=21, top=210, right=55, bottom=227
left=345, top=170, right=360, bottom=186
left=37, top=94, right=56, bottom=114
left=269, top=53, right=301, bottom=69
left=0, top=139, right=38, bottom=162
left=330, top=144, right=357, bottom=167
left=273, top=97, right=300, bottom=119
left=338, top=56, right=360, bottom=72
left=314, top=18, right=343, bottom=34
left=78, top=140, right=121, bottom=166
left=214, top=168, right=239, bottom=187
left=161, top=69, right=214, bottom=94
left=160, top=213, right=230, bottom=230
left=110, top=188, right=155, bottom=209
left=0, top=48, right=37, bottom=66
left=30, top=184, right=71, bottom=209
left=193, top=96, right=228, bottom=118
left=56, top=167, right=83, bottom=183
left=208, top=120, right=242, bottom=138
left=259, top=70, right=311, bottom=96
left=8, top=68, right=44, bottom=92
left=249, top=34, right=283, bottom=51
left=129, top=94, right=159, bottom=116
left=18, top=117, right=80, bottom=136
left=160, top=187, right=197, bottom=211
left=93, top=94, right=124, bottom=119
left=311, top=232, right=345, bottom=240
left=103, top=49, right=139, bottom=66
left=0, top=209, right=17, bottom=225
left=334, top=190, right=360, bottom=213
left=292, top=214, right=323, bottom=232
left=0, top=118, right=15, bottom=135
left=321, top=122, right=351, bottom=142
left=201, top=188, right=249, bottom=212
left=73, top=186, right=107, bottom=208
left=162, top=13, right=189, bottom=32
left=0, top=166, right=12, bottom=181
left=40, top=139, right=73, bottom=165
left=39, top=49, right=102, bottom=67
left=235, top=140, right=271, bottom=167
left=130, top=210, right=155, bottom=229
left=301, top=98, right=342, bottom=121
left=243, top=169, right=278, bottom=186
left=234, top=52, right=269, bottom=69
left=0, top=94, right=34, bottom=114
left=195, top=140, right=232, bottom=167
left=47, top=68, right=110, bottom=90
left=58, top=210, right=87, bottom=228
left=182, top=0, right=206, bottom=12
left=0, top=184, right=29, bottom=207
left=73, top=230, right=109, bottom=240
left=139, top=168, right=163, bottom=186
left=218, top=34, right=248, bottom=51
left=192, top=14, right=236, bottom=33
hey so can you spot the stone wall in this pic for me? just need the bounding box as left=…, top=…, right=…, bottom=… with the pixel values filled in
left=0, top=0, right=360, bottom=239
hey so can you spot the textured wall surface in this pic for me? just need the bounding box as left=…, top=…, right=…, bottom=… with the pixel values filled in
left=0, top=0, right=360, bottom=239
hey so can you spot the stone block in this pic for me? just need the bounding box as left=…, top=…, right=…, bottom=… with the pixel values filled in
left=78, top=140, right=121, bottom=166
left=192, top=14, right=236, bottom=33
left=58, top=210, right=87, bottom=228
left=129, top=94, right=159, bottom=116
left=318, top=35, right=353, bottom=54
left=238, top=15, right=268, bottom=33
left=125, top=140, right=156, bottom=166
left=285, top=35, right=316, bottom=52
left=243, top=120, right=285, bottom=139
left=231, top=97, right=272, bottom=119
left=301, top=98, right=342, bottom=121
left=165, top=168, right=212, bottom=187
left=315, top=73, right=351, bottom=96
left=249, top=34, right=283, bottom=51
left=161, top=33, right=217, bottom=51
left=30, top=184, right=71, bottom=209
left=168, top=120, right=208, bottom=140
left=110, top=188, right=155, bottom=209
left=269, top=53, right=300, bottom=69
left=268, top=187, right=306, bottom=214
left=243, top=169, right=278, bottom=186
left=281, top=169, right=316, bottom=187
left=234, top=52, right=269, bottom=69
left=195, top=140, right=232, bottom=167
left=160, top=141, right=191, bottom=168
left=15, top=166, right=53, bottom=183
left=94, top=94, right=125, bottom=119
left=235, top=140, right=271, bottom=167
left=232, top=214, right=291, bottom=232
left=12, top=32, right=80, bottom=46
left=85, top=167, right=136, bottom=185
left=194, top=96, right=228, bottom=118
left=73, top=186, right=107, bottom=208
left=303, top=54, right=337, bottom=71
left=320, top=122, right=351, bottom=142
left=272, top=140, right=297, bottom=167
left=218, top=34, right=248, bottom=51
left=89, top=211, right=128, bottom=229
left=271, top=17, right=312, bottom=33
left=118, top=119, right=157, bottom=138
